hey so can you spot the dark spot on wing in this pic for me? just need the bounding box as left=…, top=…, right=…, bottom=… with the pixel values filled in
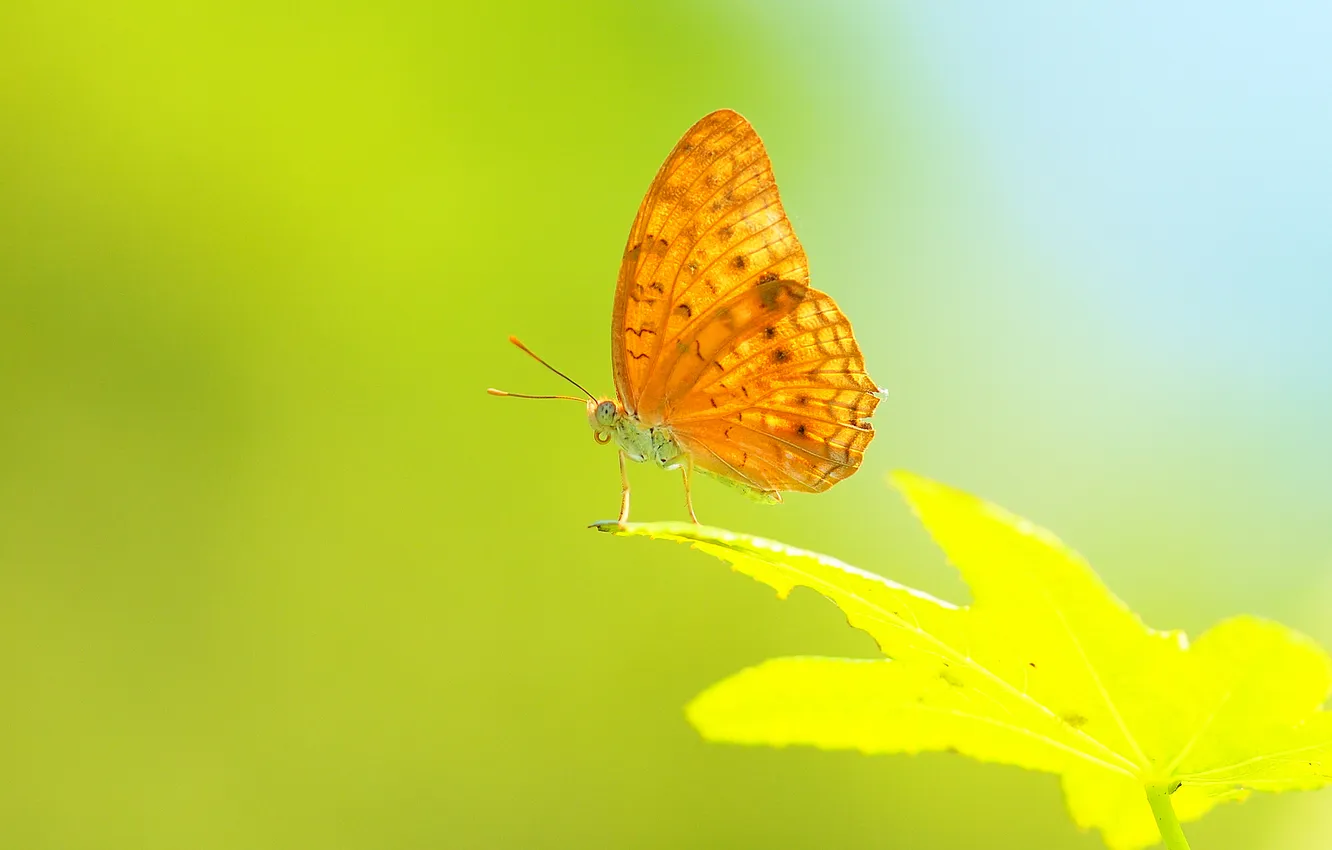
left=732, top=255, right=747, bottom=270
left=674, top=303, right=692, bottom=318
left=757, top=279, right=784, bottom=309
left=649, top=281, right=665, bottom=294
left=795, top=423, right=807, bottom=436
left=763, top=326, right=777, bottom=339
left=773, top=348, right=789, bottom=363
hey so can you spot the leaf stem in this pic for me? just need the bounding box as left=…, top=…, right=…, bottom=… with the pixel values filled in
left=1145, top=783, right=1191, bottom=850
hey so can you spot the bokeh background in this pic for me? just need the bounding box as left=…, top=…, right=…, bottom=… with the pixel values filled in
left=3, top=2, right=1330, bottom=848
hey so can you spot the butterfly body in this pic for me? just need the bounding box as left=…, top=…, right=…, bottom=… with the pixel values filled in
left=589, top=399, right=683, bottom=469
left=495, top=109, right=883, bottom=523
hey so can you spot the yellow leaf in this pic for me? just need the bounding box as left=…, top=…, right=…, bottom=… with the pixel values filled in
left=595, top=472, right=1332, bottom=849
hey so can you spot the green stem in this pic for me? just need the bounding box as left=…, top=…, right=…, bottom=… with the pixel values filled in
left=1145, top=782, right=1192, bottom=850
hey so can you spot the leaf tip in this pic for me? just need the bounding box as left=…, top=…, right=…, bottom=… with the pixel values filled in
left=887, top=468, right=923, bottom=490
left=888, top=469, right=956, bottom=507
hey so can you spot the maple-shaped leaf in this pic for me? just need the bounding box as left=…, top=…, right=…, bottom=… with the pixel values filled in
left=594, top=472, right=1332, bottom=850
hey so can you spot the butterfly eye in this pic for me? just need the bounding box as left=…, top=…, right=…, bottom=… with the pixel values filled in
left=595, top=401, right=618, bottom=427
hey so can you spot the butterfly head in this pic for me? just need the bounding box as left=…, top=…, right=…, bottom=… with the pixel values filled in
left=589, top=398, right=623, bottom=445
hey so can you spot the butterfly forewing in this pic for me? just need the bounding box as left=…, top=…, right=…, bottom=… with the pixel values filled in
left=613, top=110, right=808, bottom=414
left=611, top=109, right=880, bottom=500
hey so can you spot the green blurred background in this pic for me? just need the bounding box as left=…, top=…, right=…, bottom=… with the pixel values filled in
left=3, top=2, right=1330, bottom=848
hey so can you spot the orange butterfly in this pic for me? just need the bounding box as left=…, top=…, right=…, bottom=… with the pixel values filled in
left=490, top=109, right=883, bottom=523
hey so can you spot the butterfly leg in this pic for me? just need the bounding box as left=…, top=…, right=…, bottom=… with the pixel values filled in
left=680, top=455, right=699, bottom=524
left=618, top=450, right=631, bottom=524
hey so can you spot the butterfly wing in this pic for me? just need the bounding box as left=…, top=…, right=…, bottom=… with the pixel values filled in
left=669, top=288, right=880, bottom=496
left=612, top=109, right=879, bottom=497
left=612, top=110, right=800, bottom=413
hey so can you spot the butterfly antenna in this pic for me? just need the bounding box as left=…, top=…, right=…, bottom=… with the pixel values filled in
left=486, top=389, right=587, bottom=401
left=487, top=336, right=597, bottom=402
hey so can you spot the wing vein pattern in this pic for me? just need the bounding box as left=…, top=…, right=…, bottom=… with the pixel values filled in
left=611, top=109, right=881, bottom=498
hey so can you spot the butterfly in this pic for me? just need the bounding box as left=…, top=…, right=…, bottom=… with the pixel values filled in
left=490, top=109, right=883, bottom=523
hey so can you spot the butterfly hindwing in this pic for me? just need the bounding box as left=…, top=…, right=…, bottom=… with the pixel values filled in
left=670, top=289, right=879, bottom=495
